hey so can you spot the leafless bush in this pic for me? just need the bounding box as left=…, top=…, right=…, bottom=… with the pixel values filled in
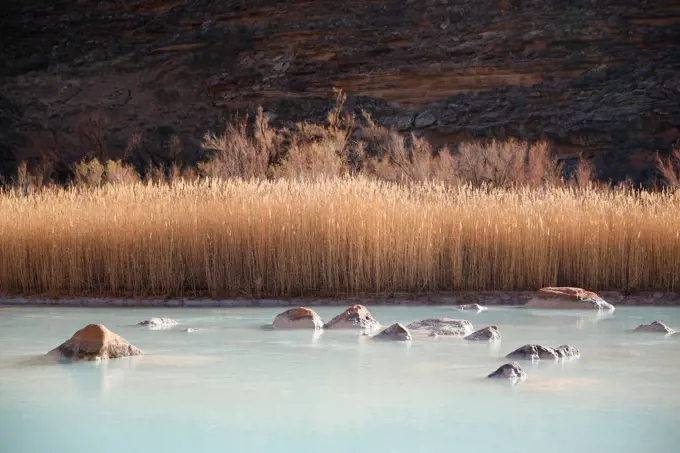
left=75, top=110, right=109, bottom=162
left=275, top=136, right=347, bottom=179
left=571, top=155, right=595, bottom=189
left=453, top=139, right=562, bottom=188
left=73, top=158, right=105, bottom=187
left=199, top=116, right=270, bottom=180
left=656, top=147, right=680, bottom=188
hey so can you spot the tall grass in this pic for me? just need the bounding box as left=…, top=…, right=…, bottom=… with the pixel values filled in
left=1, top=178, right=678, bottom=298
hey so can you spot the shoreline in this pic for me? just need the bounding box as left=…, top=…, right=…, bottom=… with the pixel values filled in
left=1, top=291, right=679, bottom=308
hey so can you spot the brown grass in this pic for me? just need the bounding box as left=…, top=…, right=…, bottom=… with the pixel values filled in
left=1, top=178, right=679, bottom=298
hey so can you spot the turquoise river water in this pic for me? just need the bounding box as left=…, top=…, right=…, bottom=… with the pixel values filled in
left=1, top=305, right=679, bottom=453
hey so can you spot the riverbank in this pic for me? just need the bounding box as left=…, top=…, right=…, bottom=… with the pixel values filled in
left=2, top=291, right=679, bottom=307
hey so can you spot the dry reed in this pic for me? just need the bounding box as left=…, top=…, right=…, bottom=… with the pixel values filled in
left=1, top=178, right=679, bottom=298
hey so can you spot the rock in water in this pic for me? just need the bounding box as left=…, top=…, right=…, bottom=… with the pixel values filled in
left=633, top=321, right=675, bottom=334
left=464, top=325, right=501, bottom=341
left=47, top=324, right=142, bottom=362
left=457, top=304, right=487, bottom=312
left=524, top=287, right=614, bottom=310
left=137, top=318, right=179, bottom=329
left=488, top=362, right=527, bottom=381
left=506, top=344, right=560, bottom=361
left=407, top=318, right=473, bottom=336
left=554, top=344, right=580, bottom=359
left=272, top=307, right=324, bottom=329
left=373, top=323, right=412, bottom=341
left=324, top=305, right=380, bottom=329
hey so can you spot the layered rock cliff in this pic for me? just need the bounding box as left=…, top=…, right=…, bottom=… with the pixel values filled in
left=1, top=0, right=679, bottom=182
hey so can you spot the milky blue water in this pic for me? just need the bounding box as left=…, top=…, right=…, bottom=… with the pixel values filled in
left=1, top=305, right=679, bottom=453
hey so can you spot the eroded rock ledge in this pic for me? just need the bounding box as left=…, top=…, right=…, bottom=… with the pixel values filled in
left=1, top=0, right=679, bottom=183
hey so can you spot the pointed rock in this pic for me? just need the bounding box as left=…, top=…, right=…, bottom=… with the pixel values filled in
left=272, top=307, right=324, bottom=329
left=488, top=362, right=526, bottom=381
left=464, top=325, right=501, bottom=341
left=633, top=321, right=675, bottom=334
left=407, top=318, right=473, bottom=336
left=137, top=318, right=179, bottom=329
left=324, top=305, right=380, bottom=329
left=373, top=323, right=412, bottom=341
left=525, top=287, right=614, bottom=310
left=47, top=324, right=142, bottom=362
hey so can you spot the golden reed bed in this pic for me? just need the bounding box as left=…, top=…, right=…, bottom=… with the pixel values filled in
left=1, top=178, right=679, bottom=298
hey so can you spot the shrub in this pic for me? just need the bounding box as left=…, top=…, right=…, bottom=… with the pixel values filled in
left=656, top=146, right=680, bottom=188
left=199, top=115, right=270, bottom=180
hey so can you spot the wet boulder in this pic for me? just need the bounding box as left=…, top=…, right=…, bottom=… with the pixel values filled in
left=506, top=344, right=560, bottom=361
left=488, top=362, right=526, bottom=381
left=633, top=321, right=675, bottom=334
left=272, top=307, right=324, bottom=329
left=464, top=325, right=501, bottom=341
left=324, top=305, right=380, bottom=329
left=525, top=287, right=614, bottom=310
left=407, top=318, right=473, bottom=336
left=47, top=324, right=142, bottom=362
left=373, top=323, right=412, bottom=341
left=554, top=344, right=580, bottom=359
left=137, top=318, right=179, bottom=329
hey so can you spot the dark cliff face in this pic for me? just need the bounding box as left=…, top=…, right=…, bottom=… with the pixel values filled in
left=1, top=0, right=679, bottom=183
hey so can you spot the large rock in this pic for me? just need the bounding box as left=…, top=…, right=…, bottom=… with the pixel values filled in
left=373, top=323, right=412, bottom=341
left=47, top=324, right=142, bottom=362
left=488, top=362, right=526, bottom=381
left=137, top=317, right=179, bottom=329
left=414, top=110, right=437, bottom=128
left=272, top=307, right=324, bottom=329
left=506, top=344, right=560, bottom=361
left=464, top=325, right=501, bottom=341
left=456, top=304, right=487, bottom=312
left=324, top=305, right=380, bottom=329
left=633, top=321, right=675, bottom=334
left=407, top=318, right=473, bottom=336
left=524, top=287, right=614, bottom=310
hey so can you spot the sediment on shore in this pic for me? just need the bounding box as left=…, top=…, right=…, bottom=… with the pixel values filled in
left=1, top=292, right=679, bottom=308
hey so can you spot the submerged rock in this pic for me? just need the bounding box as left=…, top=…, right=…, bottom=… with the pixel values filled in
left=488, top=362, right=527, bottom=381
left=324, top=305, right=380, bottom=329
left=373, top=323, right=412, bottom=341
left=464, top=325, right=501, bottom=341
left=633, top=321, right=675, bottom=334
left=47, top=324, right=142, bottom=362
left=456, top=304, right=487, bottom=312
left=506, top=344, right=560, bottom=361
left=272, top=307, right=324, bottom=329
left=524, top=287, right=614, bottom=310
left=407, top=318, right=473, bottom=336
left=137, top=318, right=179, bottom=329
left=554, top=344, right=580, bottom=359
